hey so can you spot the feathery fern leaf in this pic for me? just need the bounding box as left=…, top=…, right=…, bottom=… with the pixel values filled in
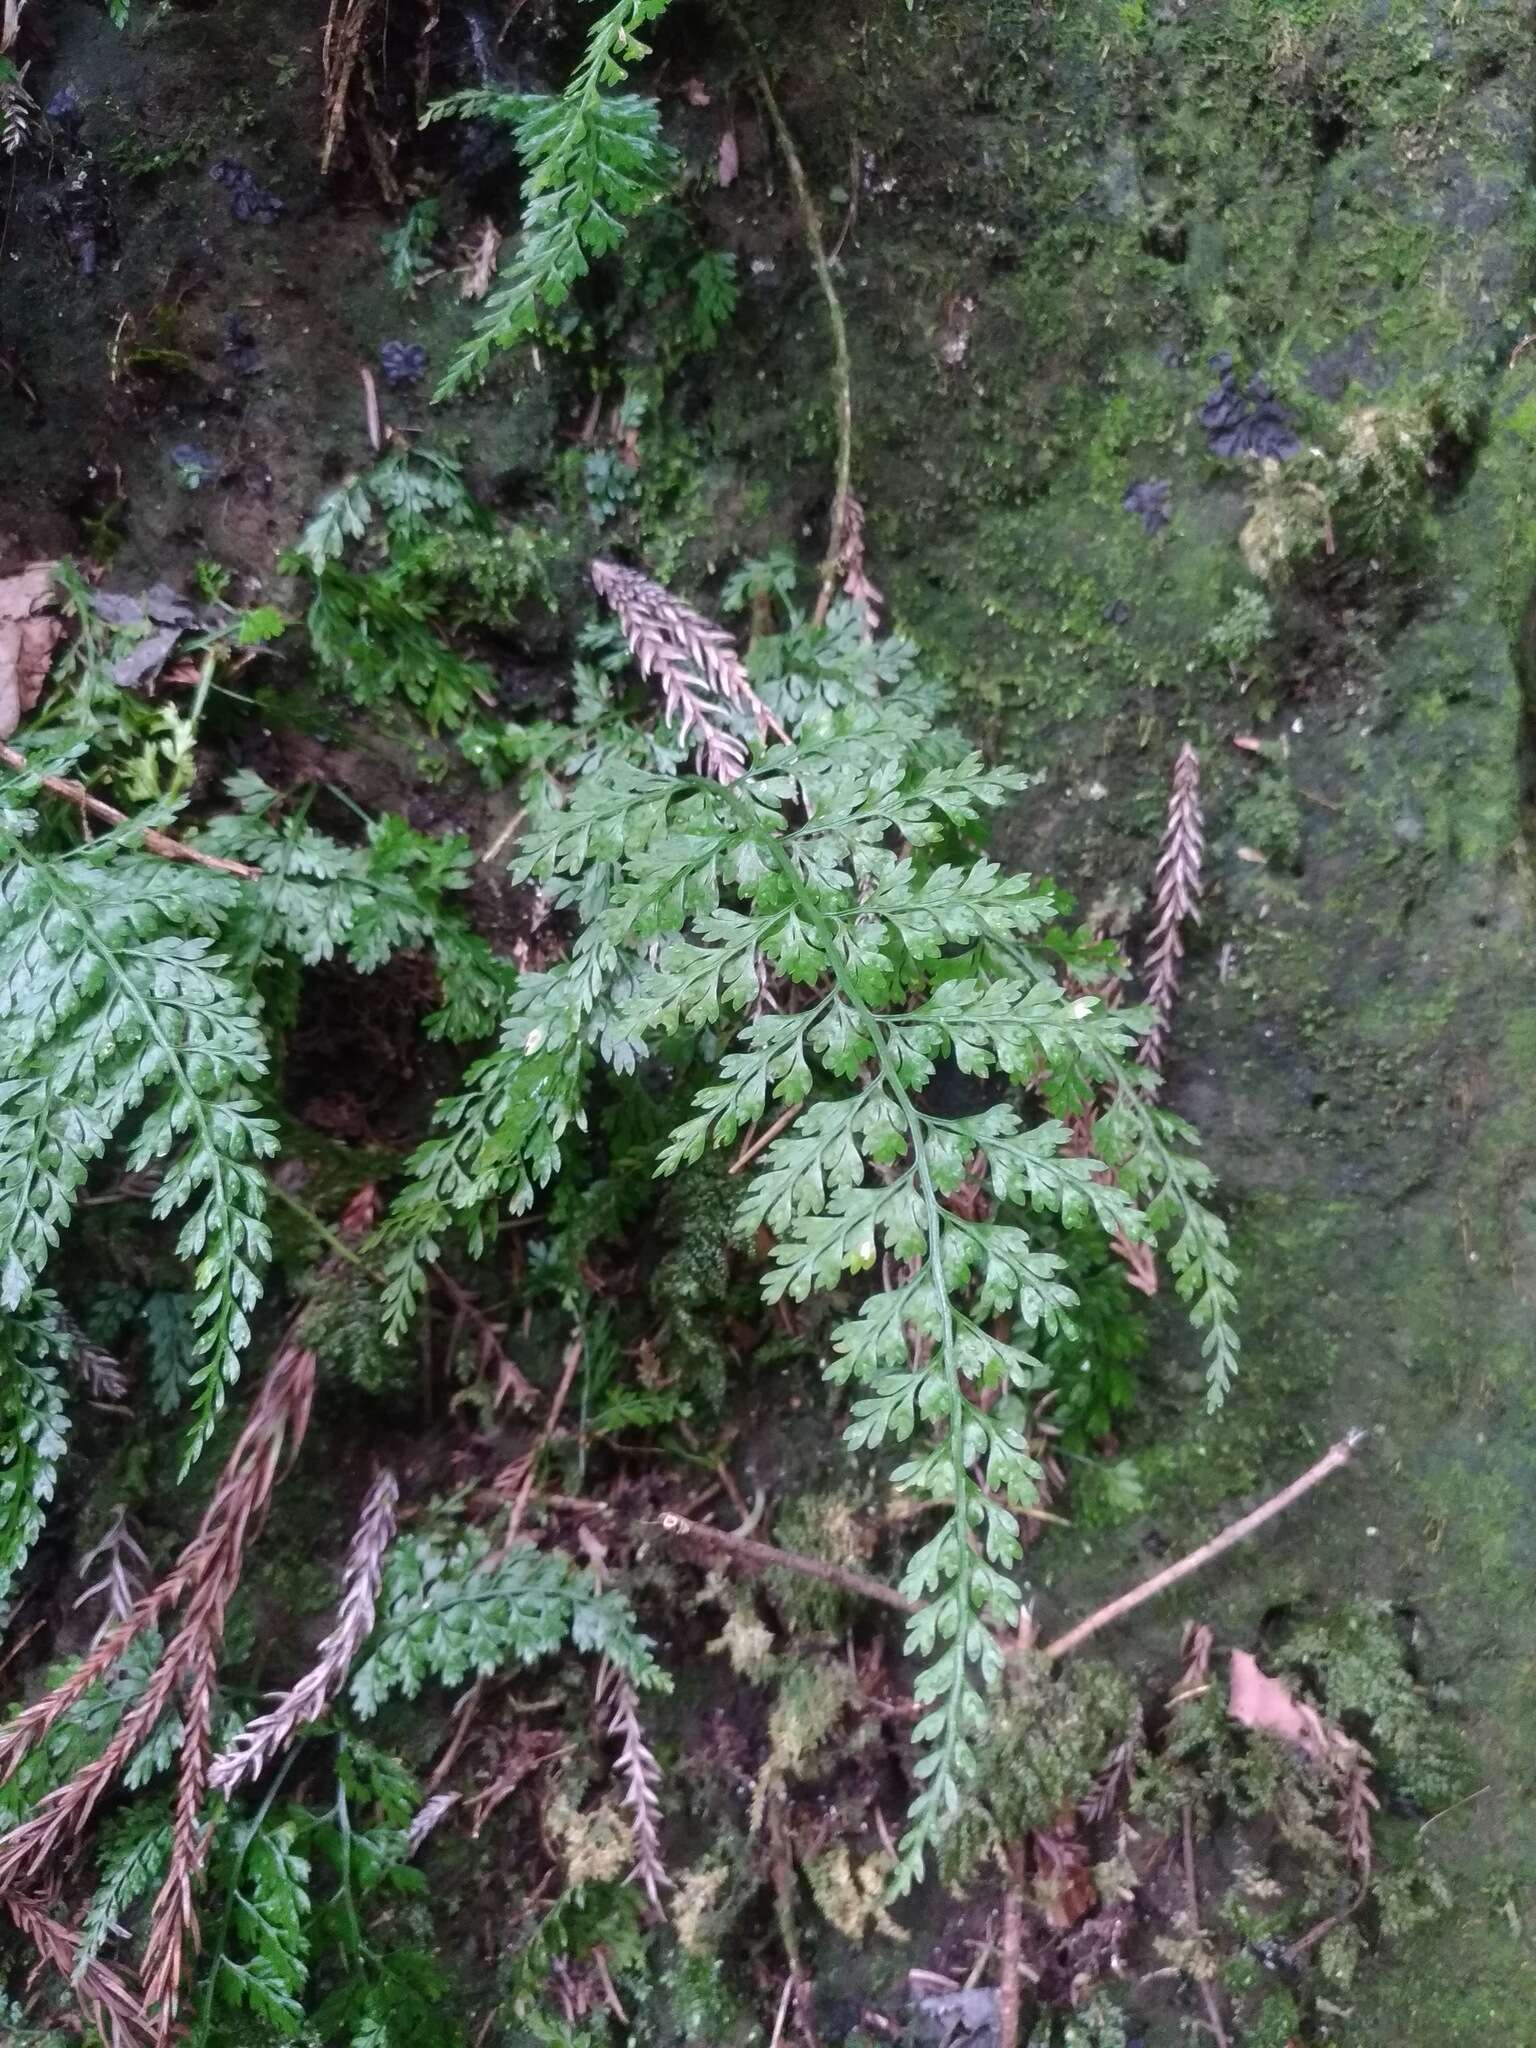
left=350, top=1528, right=664, bottom=1718
left=0, top=1296, right=71, bottom=1607
left=425, top=1, right=678, bottom=394
left=0, top=824, right=276, bottom=1466
left=381, top=585, right=1240, bottom=1883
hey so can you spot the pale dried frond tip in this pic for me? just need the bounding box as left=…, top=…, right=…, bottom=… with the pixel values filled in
left=74, top=1506, right=151, bottom=1637
left=459, top=217, right=504, bottom=300
left=1138, top=742, right=1204, bottom=1075
left=590, top=558, right=788, bottom=784
left=599, top=1660, right=670, bottom=1911
left=407, top=1790, right=460, bottom=1857
left=209, top=1467, right=400, bottom=1798
left=833, top=491, right=883, bottom=640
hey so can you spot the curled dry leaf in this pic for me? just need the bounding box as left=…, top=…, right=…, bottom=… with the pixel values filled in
left=1227, top=1648, right=1333, bottom=1766
left=717, top=125, right=739, bottom=188
left=0, top=560, right=62, bottom=739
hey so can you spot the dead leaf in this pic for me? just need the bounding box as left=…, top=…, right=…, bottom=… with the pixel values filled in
left=680, top=76, right=711, bottom=107
left=1, top=0, right=26, bottom=55
left=1228, top=1649, right=1333, bottom=1766
left=458, top=218, right=503, bottom=301
left=112, top=626, right=181, bottom=692
left=0, top=561, right=62, bottom=739
left=1232, top=734, right=1264, bottom=753
left=716, top=126, right=739, bottom=188
left=1235, top=845, right=1267, bottom=864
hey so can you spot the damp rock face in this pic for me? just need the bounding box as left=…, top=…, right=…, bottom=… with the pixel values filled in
left=1199, top=356, right=1300, bottom=461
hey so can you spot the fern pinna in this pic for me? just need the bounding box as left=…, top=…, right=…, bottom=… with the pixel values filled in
left=382, top=569, right=1240, bottom=1882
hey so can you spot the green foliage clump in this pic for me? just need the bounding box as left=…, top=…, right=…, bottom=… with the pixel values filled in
left=1276, top=1601, right=1463, bottom=1810
left=939, top=1656, right=1134, bottom=1887
left=0, top=815, right=276, bottom=1465
left=0, top=1296, right=71, bottom=1603
left=378, top=587, right=1238, bottom=1881
left=287, top=449, right=558, bottom=734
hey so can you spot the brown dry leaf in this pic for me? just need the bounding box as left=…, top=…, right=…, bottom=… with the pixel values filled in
left=1232, top=734, right=1264, bottom=753
left=459, top=218, right=503, bottom=301
left=716, top=126, right=739, bottom=188
left=1235, top=845, right=1267, bottom=864
left=1227, top=1649, right=1332, bottom=1766
left=680, top=76, right=711, bottom=107
left=0, top=561, right=62, bottom=739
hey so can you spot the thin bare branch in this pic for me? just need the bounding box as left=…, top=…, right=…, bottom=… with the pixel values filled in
left=1042, top=1431, right=1364, bottom=1662
left=0, top=742, right=262, bottom=878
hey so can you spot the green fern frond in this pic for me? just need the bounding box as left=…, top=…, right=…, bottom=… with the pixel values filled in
left=349, top=1528, right=664, bottom=1718
left=426, top=1, right=679, bottom=395
left=381, top=592, right=1238, bottom=1879
left=0, top=1295, right=71, bottom=1606
left=0, top=826, right=276, bottom=1467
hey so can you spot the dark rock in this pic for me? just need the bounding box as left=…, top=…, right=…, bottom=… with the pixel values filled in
left=45, top=87, right=83, bottom=133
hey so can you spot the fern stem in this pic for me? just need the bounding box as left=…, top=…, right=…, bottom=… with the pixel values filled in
left=722, top=793, right=982, bottom=1874
left=729, top=26, right=854, bottom=627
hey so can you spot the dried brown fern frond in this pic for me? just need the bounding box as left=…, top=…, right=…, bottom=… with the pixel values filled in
left=1138, top=743, right=1204, bottom=1076
left=590, top=558, right=788, bottom=784
left=4, top=1890, right=152, bottom=2047
left=209, top=1467, right=399, bottom=1798
left=74, top=1506, right=151, bottom=1639
left=831, top=491, right=883, bottom=641
left=598, top=1661, right=669, bottom=1912
left=0, top=1343, right=317, bottom=2043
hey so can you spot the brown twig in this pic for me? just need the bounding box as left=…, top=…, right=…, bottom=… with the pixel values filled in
left=647, top=1511, right=920, bottom=1618
left=1181, top=1805, right=1230, bottom=2048
left=996, top=1843, right=1026, bottom=2048
left=744, top=53, right=853, bottom=628
left=1041, top=1432, right=1364, bottom=1662
left=0, top=743, right=261, bottom=878
left=430, top=1264, right=537, bottom=1407
left=502, top=1337, right=585, bottom=1541
left=729, top=1101, right=805, bottom=1175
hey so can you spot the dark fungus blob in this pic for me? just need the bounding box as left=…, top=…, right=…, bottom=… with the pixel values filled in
left=1122, top=477, right=1172, bottom=534
left=45, top=87, right=84, bottom=134
left=170, top=443, right=218, bottom=482
left=210, top=158, right=285, bottom=226
left=222, top=311, right=263, bottom=378
left=378, top=339, right=429, bottom=388
left=1200, top=354, right=1300, bottom=461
